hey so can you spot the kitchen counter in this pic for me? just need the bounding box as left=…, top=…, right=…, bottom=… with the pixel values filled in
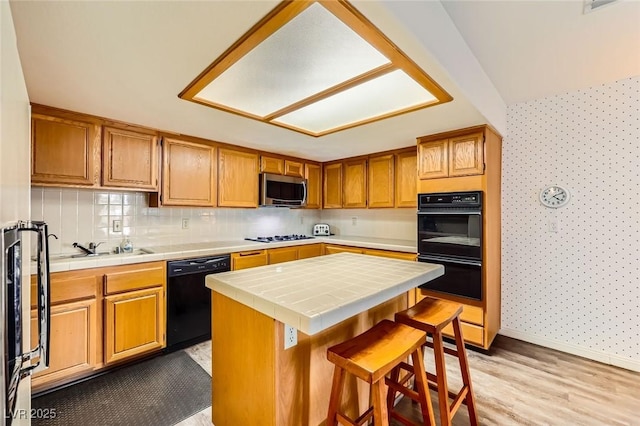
left=207, top=253, right=442, bottom=425
left=41, top=235, right=416, bottom=273
left=206, top=252, right=441, bottom=335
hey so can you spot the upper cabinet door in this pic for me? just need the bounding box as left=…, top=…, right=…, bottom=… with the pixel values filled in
left=323, top=162, right=342, bottom=209
left=448, top=132, right=484, bottom=177
left=162, top=138, right=216, bottom=207
left=368, top=154, right=394, bottom=208
left=418, top=139, right=448, bottom=179
left=284, top=160, right=304, bottom=178
left=395, top=150, right=417, bottom=208
left=343, top=159, right=367, bottom=208
left=304, top=163, right=321, bottom=209
left=218, top=148, right=259, bottom=207
left=102, top=126, right=159, bottom=190
left=260, top=155, right=284, bottom=175
left=31, top=114, right=100, bottom=186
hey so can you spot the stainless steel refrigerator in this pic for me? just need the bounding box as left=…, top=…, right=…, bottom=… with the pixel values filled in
left=1, top=221, right=50, bottom=426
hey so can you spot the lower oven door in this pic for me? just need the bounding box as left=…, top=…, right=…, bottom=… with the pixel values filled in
left=417, top=255, right=482, bottom=300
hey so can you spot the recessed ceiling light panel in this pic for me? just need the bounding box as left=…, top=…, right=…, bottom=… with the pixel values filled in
left=180, top=0, right=452, bottom=137
left=273, top=70, right=437, bottom=134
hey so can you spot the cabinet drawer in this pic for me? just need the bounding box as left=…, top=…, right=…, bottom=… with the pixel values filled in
left=362, top=249, right=416, bottom=261
left=297, top=244, right=323, bottom=259
left=104, top=263, right=165, bottom=295
left=31, top=274, right=98, bottom=308
left=268, top=247, right=298, bottom=265
left=460, top=304, right=484, bottom=326
left=324, top=245, right=363, bottom=255
left=442, top=321, right=484, bottom=347
left=231, top=250, right=268, bottom=270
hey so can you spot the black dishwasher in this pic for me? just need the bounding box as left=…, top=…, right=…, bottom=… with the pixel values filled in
left=166, top=254, right=230, bottom=352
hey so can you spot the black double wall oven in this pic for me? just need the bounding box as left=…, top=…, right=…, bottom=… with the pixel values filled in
left=417, top=192, right=483, bottom=300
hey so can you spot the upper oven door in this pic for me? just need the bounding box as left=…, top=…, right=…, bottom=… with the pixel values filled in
left=418, top=210, right=482, bottom=260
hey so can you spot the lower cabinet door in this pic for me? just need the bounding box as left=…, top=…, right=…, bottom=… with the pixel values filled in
left=268, top=247, right=298, bottom=264
left=104, top=286, right=165, bottom=364
left=31, top=298, right=98, bottom=388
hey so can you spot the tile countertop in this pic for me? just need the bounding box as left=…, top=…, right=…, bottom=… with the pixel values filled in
left=41, top=236, right=417, bottom=273
left=205, top=252, right=443, bottom=335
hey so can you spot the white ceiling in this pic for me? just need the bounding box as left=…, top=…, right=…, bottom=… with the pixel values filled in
left=9, top=0, right=640, bottom=162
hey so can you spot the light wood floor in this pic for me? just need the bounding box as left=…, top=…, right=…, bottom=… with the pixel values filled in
left=179, top=336, right=640, bottom=426
left=393, top=335, right=640, bottom=426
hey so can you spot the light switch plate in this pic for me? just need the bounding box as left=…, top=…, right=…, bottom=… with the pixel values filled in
left=113, top=219, right=122, bottom=232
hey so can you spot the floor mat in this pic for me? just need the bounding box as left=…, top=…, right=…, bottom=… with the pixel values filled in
left=32, top=350, right=211, bottom=426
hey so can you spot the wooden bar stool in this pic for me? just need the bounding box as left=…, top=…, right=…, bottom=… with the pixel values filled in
left=326, top=319, right=435, bottom=426
left=395, top=297, right=479, bottom=426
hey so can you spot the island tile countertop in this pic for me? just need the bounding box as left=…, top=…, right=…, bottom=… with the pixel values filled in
left=41, top=235, right=417, bottom=273
left=205, top=252, right=443, bottom=335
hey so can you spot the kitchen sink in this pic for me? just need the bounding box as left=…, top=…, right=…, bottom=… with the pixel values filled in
left=37, top=248, right=154, bottom=261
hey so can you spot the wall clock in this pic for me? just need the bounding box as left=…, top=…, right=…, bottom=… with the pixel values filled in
left=539, top=185, right=571, bottom=208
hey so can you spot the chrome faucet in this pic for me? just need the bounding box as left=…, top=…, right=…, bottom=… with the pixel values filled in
left=73, top=242, right=103, bottom=256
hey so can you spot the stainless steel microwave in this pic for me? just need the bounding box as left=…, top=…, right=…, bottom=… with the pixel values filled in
left=259, top=173, right=307, bottom=207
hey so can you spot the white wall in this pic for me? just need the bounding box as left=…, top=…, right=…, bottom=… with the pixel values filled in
left=501, top=76, right=640, bottom=371
left=1, top=0, right=32, bottom=421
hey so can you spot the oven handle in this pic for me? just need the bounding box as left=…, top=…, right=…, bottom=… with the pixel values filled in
left=418, top=255, right=481, bottom=267
left=418, top=210, right=481, bottom=215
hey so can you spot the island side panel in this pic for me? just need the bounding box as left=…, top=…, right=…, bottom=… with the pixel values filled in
left=276, top=293, right=408, bottom=425
left=212, top=292, right=276, bottom=426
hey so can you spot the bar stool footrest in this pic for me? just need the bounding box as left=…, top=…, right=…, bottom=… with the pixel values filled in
left=390, top=411, right=419, bottom=426
left=337, top=407, right=373, bottom=426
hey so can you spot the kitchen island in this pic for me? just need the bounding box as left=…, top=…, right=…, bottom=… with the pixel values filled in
left=205, top=252, right=443, bottom=426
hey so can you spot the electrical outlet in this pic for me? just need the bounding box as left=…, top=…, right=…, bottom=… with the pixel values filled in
left=351, top=216, right=358, bottom=226
left=112, top=219, right=122, bottom=233
left=182, top=218, right=189, bottom=229
left=548, top=217, right=559, bottom=233
left=284, top=324, right=297, bottom=349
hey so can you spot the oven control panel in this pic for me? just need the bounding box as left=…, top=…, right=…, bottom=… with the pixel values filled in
left=419, top=191, right=482, bottom=208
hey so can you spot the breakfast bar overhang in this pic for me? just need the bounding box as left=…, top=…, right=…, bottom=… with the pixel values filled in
left=206, top=252, right=444, bottom=426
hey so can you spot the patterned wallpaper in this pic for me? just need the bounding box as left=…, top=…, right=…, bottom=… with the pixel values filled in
left=501, top=76, right=639, bottom=369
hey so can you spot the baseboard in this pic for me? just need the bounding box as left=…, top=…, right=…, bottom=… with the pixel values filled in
left=498, top=328, right=640, bottom=372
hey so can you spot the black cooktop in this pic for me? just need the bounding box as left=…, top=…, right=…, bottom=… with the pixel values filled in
left=245, top=234, right=315, bottom=243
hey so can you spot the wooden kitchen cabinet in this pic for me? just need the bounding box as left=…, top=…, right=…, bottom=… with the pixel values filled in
left=297, top=244, right=323, bottom=259
left=268, top=247, right=298, bottom=264
left=31, top=112, right=100, bottom=186
left=29, top=271, right=101, bottom=391
left=102, top=126, right=159, bottom=190
left=368, top=154, right=394, bottom=208
left=284, top=160, right=304, bottom=177
left=323, top=162, right=342, bottom=208
left=160, top=137, right=216, bottom=207
left=395, top=149, right=417, bottom=208
left=260, top=155, right=284, bottom=174
left=218, top=148, right=259, bottom=207
left=418, top=131, right=484, bottom=179
left=31, top=299, right=99, bottom=390
left=103, top=262, right=166, bottom=364
left=343, top=158, right=367, bottom=208
left=104, top=287, right=165, bottom=364
left=232, top=250, right=268, bottom=270
left=305, top=163, right=321, bottom=209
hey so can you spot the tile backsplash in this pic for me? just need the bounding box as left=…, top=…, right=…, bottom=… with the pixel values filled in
left=31, top=187, right=321, bottom=255
left=31, top=187, right=417, bottom=255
